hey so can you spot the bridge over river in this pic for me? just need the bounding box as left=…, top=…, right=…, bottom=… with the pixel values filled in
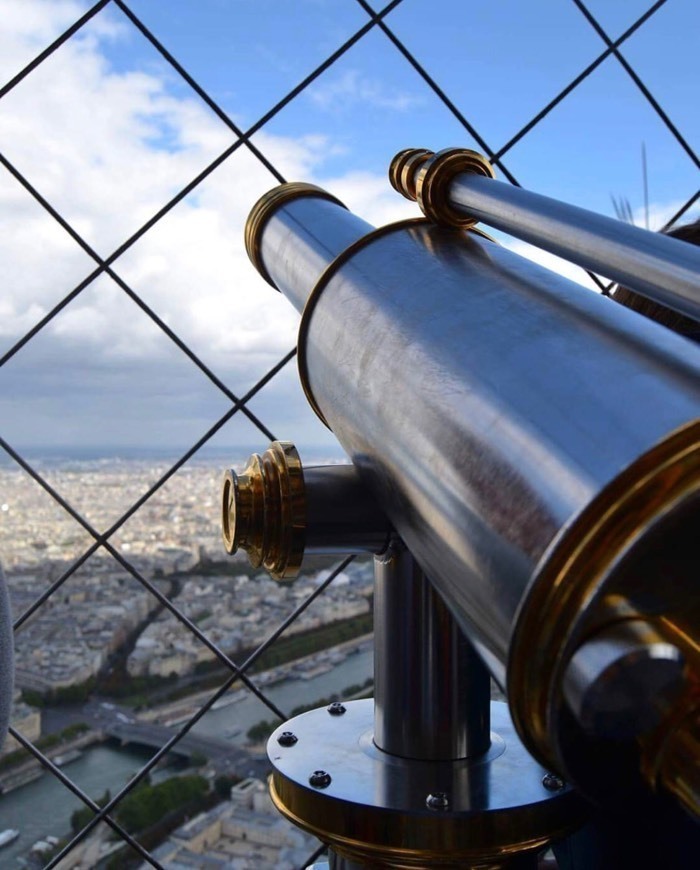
left=104, top=720, right=250, bottom=765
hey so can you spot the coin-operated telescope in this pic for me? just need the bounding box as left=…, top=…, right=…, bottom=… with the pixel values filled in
left=222, top=148, right=700, bottom=868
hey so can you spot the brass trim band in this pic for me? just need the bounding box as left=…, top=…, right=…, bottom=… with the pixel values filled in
left=221, top=441, right=305, bottom=580
left=508, top=420, right=700, bottom=780
left=389, top=147, right=432, bottom=200
left=245, top=182, right=348, bottom=288
left=269, top=764, right=573, bottom=869
left=390, top=147, right=496, bottom=228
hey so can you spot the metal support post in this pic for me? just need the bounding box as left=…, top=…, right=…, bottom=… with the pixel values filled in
left=373, top=540, right=490, bottom=761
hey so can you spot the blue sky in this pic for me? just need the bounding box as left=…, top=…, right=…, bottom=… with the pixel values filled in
left=0, top=0, right=698, bottom=457
left=117, top=0, right=700, bottom=211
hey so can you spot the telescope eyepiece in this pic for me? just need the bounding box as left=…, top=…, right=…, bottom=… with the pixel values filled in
left=389, top=147, right=495, bottom=227
left=221, top=442, right=305, bottom=581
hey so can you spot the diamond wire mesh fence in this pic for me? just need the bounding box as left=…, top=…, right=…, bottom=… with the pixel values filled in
left=0, top=0, right=698, bottom=867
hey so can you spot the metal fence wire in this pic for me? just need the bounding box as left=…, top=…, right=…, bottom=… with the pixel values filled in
left=1, top=0, right=698, bottom=867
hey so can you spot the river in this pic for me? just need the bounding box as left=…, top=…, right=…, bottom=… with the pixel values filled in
left=0, top=646, right=373, bottom=866
left=190, top=644, right=373, bottom=740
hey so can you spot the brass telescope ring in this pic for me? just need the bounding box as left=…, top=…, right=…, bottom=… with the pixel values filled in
left=245, top=182, right=347, bottom=288
left=389, top=147, right=495, bottom=228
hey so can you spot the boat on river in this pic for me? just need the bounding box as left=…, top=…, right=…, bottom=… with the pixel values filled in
left=30, top=834, right=59, bottom=854
left=52, top=749, right=82, bottom=767
left=0, top=828, right=20, bottom=848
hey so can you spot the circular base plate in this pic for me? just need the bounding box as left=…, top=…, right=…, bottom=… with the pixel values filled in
left=268, top=700, right=585, bottom=867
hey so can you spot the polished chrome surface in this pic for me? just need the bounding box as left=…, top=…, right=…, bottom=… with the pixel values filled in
left=298, top=219, right=700, bottom=683
left=256, top=192, right=373, bottom=314
left=268, top=700, right=583, bottom=867
left=390, top=148, right=700, bottom=321
left=373, top=541, right=490, bottom=760
left=245, top=182, right=348, bottom=288
left=448, top=171, right=700, bottom=321
left=304, top=465, right=392, bottom=555
left=562, top=619, right=685, bottom=739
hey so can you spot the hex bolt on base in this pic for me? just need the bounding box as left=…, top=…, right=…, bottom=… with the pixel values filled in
left=542, top=774, right=565, bottom=792
left=309, top=770, right=332, bottom=789
left=426, top=791, right=450, bottom=810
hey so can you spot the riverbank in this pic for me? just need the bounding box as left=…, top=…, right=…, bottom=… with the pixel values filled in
left=2, top=633, right=373, bottom=792
left=0, top=730, right=103, bottom=795
left=143, top=633, right=373, bottom=729
left=0, top=743, right=162, bottom=866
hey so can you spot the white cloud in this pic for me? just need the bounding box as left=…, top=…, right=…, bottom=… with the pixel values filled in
left=9, top=3, right=692, bottom=451
left=629, top=199, right=700, bottom=233
left=0, top=1, right=123, bottom=85
left=0, top=1, right=417, bottom=448
left=326, top=169, right=419, bottom=226
left=0, top=4, right=414, bottom=362
left=308, top=69, right=424, bottom=113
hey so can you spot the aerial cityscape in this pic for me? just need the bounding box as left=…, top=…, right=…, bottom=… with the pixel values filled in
left=0, top=456, right=374, bottom=867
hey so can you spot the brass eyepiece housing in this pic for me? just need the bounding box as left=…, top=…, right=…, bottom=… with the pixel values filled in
left=389, top=147, right=495, bottom=227
left=222, top=441, right=305, bottom=581
left=656, top=708, right=700, bottom=821
left=245, top=182, right=347, bottom=288
left=388, top=148, right=432, bottom=200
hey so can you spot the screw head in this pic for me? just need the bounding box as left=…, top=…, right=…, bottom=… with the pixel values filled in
left=327, top=702, right=346, bottom=716
left=277, top=731, right=298, bottom=747
left=426, top=791, right=449, bottom=810
left=542, top=773, right=565, bottom=791
left=309, top=770, right=332, bottom=789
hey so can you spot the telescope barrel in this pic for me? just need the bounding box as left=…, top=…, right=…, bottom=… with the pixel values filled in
left=391, top=148, right=700, bottom=322
left=244, top=177, right=700, bottom=815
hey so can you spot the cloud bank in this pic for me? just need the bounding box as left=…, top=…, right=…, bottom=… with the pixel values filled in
left=0, top=0, right=416, bottom=451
